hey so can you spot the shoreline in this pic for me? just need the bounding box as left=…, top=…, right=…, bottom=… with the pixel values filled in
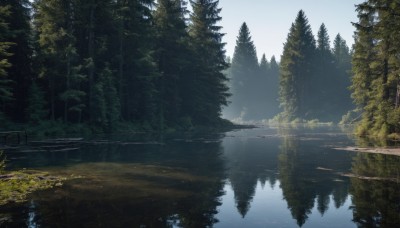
left=334, top=146, right=400, bottom=157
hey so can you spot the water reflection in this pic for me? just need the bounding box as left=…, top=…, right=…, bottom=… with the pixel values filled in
left=223, top=129, right=279, bottom=218
left=350, top=153, right=400, bottom=227
left=1, top=127, right=400, bottom=227
left=278, top=133, right=352, bottom=226
left=1, top=133, right=227, bottom=227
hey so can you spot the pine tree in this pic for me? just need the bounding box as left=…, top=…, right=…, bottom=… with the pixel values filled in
left=33, top=0, right=86, bottom=122
left=92, top=64, right=120, bottom=132
left=154, top=0, right=190, bottom=126
left=259, top=54, right=269, bottom=75
left=75, top=0, right=118, bottom=123
left=313, top=23, right=336, bottom=120
left=228, top=22, right=259, bottom=120
left=351, top=3, right=375, bottom=113
left=113, top=0, right=157, bottom=125
left=351, top=0, right=400, bottom=137
left=188, top=0, right=229, bottom=125
left=27, top=82, right=48, bottom=124
left=331, top=34, right=353, bottom=119
left=317, top=24, right=331, bottom=53
left=268, top=55, right=280, bottom=118
left=0, top=0, right=33, bottom=122
left=279, top=10, right=316, bottom=121
left=0, top=4, right=13, bottom=118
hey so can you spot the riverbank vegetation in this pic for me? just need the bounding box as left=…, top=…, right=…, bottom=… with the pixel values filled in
left=351, top=0, right=400, bottom=139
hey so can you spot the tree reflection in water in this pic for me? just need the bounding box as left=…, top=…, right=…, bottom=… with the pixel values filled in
left=0, top=134, right=227, bottom=227
left=1, top=128, right=400, bottom=227
left=350, top=153, right=400, bottom=228
left=222, top=130, right=280, bottom=218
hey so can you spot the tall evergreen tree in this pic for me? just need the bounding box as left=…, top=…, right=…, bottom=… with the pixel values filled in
left=92, top=64, right=120, bottom=132
left=0, top=0, right=32, bottom=122
left=331, top=34, right=353, bottom=119
left=316, top=23, right=331, bottom=53
left=227, top=22, right=259, bottom=120
left=26, top=82, right=48, bottom=124
left=188, top=0, right=229, bottom=125
left=112, top=0, right=157, bottom=125
left=154, top=0, right=191, bottom=126
left=0, top=4, right=13, bottom=119
left=267, top=55, right=280, bottom=118
left=259, top=54, right=269, bottom=76
left=279, top=10, right=316, bottom=121
left=33, top=0, right=86, bottom=122
left=351, top=0, right=400, bottom=137
left=313, top=23, right=336, bottom=120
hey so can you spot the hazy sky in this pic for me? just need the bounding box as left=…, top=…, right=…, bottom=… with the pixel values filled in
left=218, top=0, right=364, bottom=61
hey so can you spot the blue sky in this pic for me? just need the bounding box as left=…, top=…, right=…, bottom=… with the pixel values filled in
left=218, top=0, right=365, bottom=61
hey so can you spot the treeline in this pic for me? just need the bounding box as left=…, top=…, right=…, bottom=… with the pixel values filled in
left=224, top=22, right=280, bottom=121
left=0, top=0, right=230, bottom=133
left=225, top=11, right=353, bottom=123
left=279, top=10, right=353, bottom=123
left=351, top=0, right=400, bottom=138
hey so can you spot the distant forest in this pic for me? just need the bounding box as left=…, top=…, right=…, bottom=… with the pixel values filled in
left=1, top=0, right=400, bottom=138
left=224, top=14, right=353, bottom=123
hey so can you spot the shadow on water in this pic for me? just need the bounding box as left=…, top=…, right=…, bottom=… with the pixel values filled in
left=350, top=153, right=400, bottom=227
left=1, top=132, right=227, bottom=227
left=1, top=126, right=400, bottom=227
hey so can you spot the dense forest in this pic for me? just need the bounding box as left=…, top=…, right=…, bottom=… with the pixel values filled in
left=224, top=12, right=353, bottom=123
left=0, top=0, right=230, bottom=134
left=278, top=10, right=353, bottom=123
left=351, top=0, right=400, bottom=139
left=1, top=0, right=400, bottom=139
left=223, top=22, right=280, bottom=121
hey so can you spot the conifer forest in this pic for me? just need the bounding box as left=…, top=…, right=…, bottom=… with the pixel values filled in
left=1, top=1, right=400, bottom=228
left=0, top=0, right=399, bottom=139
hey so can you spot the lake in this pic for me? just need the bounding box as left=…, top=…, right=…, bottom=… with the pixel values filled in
left=1, top=126, right=399, bottom=227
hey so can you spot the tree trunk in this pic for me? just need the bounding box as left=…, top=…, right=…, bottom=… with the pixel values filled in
left=118, top=1, right=124, bottom=119
left=88, top=2, right=96, bottom=121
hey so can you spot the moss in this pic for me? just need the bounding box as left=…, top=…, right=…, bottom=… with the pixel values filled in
left=0, top=170, right=68, bottom=206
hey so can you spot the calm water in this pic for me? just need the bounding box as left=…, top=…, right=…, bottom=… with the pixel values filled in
left=1, top=126, right=399, bottom=227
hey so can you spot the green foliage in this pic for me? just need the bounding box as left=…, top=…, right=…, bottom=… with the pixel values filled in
left=351, top=0, right=400, bottom=138
left=279, top=10, right=316, bottom=121
left=154, top=0, right=190, bottom=126
left=350, top=153, right=400, bottom=227
left=188, top=0, right=230, bottom=125
left=27, top=82, right=48, bottom=124
left=0, top=0, right=33, bottom=122
left=114, top=0, right=157, bottom=125
left=226, top=22, right=279, bottom=121
left=279, top=11, right=353, bottom=123
left=0, top=0, right=233, bottom=133
left=92, top=65, right=120, bottom=132
left=0, top=4, right=14, bottom=112
left=339, top=110, right=361, bottom=125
